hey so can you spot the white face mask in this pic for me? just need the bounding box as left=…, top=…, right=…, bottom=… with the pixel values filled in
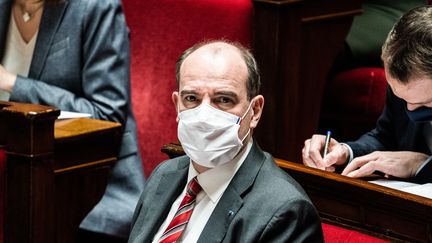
left=177, top=102, right=252, bottom=168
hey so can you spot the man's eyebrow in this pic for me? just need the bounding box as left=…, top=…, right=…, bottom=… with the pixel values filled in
left=214, top=91, right=238, bottom=98
left=179, top=90, right=198, bottom=96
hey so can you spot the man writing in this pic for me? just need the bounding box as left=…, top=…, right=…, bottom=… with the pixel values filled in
left=128, top=40, right=323, bottom=242
left=302, top=6, right=432, bottom=183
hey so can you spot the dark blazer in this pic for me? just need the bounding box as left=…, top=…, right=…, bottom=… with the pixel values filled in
left=347, top=87, right=432, bottom=183
left=0, top=0, right=145, bottom=237
left=128, top=141, right=324, bottom=243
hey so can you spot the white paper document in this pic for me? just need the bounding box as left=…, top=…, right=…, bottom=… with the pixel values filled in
left=370, top=179, right=432, bottom=199
left=58, top=111, right=91, bottom=120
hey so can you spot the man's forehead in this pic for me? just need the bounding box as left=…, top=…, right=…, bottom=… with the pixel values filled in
left=179, top=43, right=249, bottom=93
left=387, top=73, right=432, bottom=102
left=181, top=43, right=245, bottom=70
left=192, top=42, right=241, bottom=55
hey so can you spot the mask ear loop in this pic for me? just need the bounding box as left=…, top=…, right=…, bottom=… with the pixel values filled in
left=239, top=98, right=255, bottom=142
left=240, top=128, right=251, bottom=143
left=238, top=98, right=254, bottom=125
left=176, top=100, right=182, bottom=121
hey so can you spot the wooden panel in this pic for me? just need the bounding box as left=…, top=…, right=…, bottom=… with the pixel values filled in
left=252, top=0, right=363, bottom=163
left=276, top=159, right=432, bottom=243
left=0, top=101, right=122, bottom=243
left=1, top=101, right=59, bottom=243
left=53, top=118, right=122, bottom=243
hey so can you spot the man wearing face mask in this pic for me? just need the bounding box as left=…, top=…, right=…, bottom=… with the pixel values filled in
left=128, top=41, right=324, bottom=243
left=302, top=6, right=432, bottom=184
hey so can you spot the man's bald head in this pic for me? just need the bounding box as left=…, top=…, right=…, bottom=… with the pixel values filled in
left=176, top=40, right=260, bottom=100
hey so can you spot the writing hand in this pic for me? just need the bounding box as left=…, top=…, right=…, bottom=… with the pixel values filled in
left=302, top=134, right=349, bottom=171
left=341, top=151, right=428, bottom=179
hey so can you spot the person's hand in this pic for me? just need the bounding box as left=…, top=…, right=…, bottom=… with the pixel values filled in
left=341, top=151, right=429, bottom=179
left=302, top=134, right=349, bottom=171
left=0, top=65, right=17, bottom=92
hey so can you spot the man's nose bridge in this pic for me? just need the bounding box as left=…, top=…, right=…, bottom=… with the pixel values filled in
left=196, top=102, right=211, bottom=122
left=201, top=97, right=211, bottom=106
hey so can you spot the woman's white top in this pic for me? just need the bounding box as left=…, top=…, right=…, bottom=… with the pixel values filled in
left=0, top=14, right=38, bottom=101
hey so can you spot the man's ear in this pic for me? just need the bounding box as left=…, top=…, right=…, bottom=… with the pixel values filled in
left=249, top=95, right=264, bottom=129
left=172, top=91, right=180, bottom=122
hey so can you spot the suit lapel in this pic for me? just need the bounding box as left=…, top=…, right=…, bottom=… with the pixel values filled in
left=137, top=157, right=189, bottom=242
left=198, top=185, right=243, bottom=243
left=198, top=141, right=266, bottom=243
left=0, top=0, right=12, bottom=59
left=28, top=0, right=68, bottom=79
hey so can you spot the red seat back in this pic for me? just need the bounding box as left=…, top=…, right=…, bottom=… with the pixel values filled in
left=320, top=67, right=387, bottom=140
left=326, top=68, right=387, bottom=115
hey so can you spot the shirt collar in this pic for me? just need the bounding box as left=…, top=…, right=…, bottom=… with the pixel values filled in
left=187, top=139, right=253, bottom=203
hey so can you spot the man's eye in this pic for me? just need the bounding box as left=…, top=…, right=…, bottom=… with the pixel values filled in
left=185, top=96, right=197, bottom=102
left=217, top=97, right=232, bottom=104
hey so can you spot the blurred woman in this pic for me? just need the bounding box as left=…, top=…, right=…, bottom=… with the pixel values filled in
left=0, top=0, right=145, bottom=242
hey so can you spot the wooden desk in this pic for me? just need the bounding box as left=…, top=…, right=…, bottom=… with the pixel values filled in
left=0, top=101, right=122, bottom=243
left=252, top=0, right=363, bottom=162
left=161, top=143, right=432, bottom=242
left=276, top=159, right=432, bottom=243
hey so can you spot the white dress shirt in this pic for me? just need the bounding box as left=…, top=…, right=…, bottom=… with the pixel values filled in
left=152, top=139, right=253, bottom=243
left=0, top=14, right=38, bottom=101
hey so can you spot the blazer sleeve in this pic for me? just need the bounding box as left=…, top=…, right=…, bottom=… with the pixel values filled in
left=258, top=198, right=324, bottom=243
left=10, top=0, right=130, bottom=124
left=415, top=157, right=432, bottom=183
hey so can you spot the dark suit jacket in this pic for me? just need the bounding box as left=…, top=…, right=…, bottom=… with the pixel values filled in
left=347, top=87, right=432, bottom=183
left=0, top=0, right=145, bottom=237
left=128, top=142, right=324, bottom=243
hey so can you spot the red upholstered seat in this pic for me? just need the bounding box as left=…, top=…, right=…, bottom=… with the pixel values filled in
left=327, top=68, right=386, bottom=115
left=320, top=67, right=387, bottom=140
left=122, top=0, right=252, bottom=176
left=0, top=149, right=6, bottom=242
left=322, top=223, right=390, bottom=243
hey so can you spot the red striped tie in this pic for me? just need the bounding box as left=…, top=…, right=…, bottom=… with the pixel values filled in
left=158, top=177, right=202, bottom=243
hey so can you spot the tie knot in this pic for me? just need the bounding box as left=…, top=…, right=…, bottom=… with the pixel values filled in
left=187, top=177, right=202, bottom=197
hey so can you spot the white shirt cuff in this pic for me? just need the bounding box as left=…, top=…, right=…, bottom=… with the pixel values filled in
left=415, top=155, right=432, bottom=176
left=340, top=143, right=353, bottom=164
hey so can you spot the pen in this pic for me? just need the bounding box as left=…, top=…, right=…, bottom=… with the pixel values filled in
left=322, top=130, right=331, bottom=159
